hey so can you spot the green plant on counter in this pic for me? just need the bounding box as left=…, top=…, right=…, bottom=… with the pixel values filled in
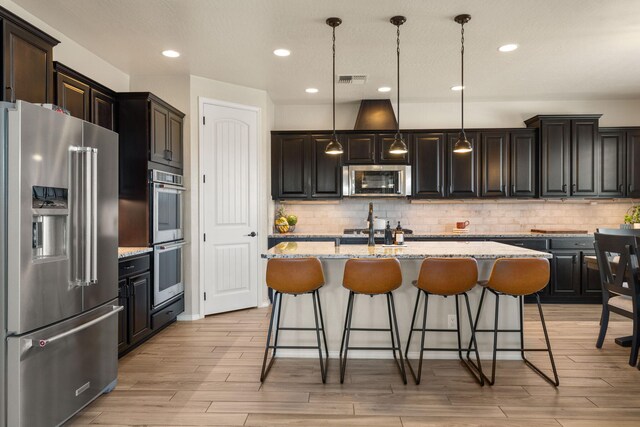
left=624, top=205, right=640, bottom=224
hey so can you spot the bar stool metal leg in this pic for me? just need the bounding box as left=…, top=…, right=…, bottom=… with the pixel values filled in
left=311, top=289, right=328, bottom=383
left=314, top=290, right=330, bottom=362
left=388, top=292, right=408, bottom=384
left=261, top=291, right=281, bottom=382
left=340, top=291, right=355, bottom=384
left=522, top=293, right=559, bottom=386
left=405, top=289, right=429, bottom=384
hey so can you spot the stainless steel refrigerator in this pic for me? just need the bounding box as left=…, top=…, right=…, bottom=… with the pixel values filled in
left=0, top=101, right=120, bottom=426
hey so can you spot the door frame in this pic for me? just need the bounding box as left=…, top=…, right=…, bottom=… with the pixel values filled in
left=198, top=97, right=264, bottom=317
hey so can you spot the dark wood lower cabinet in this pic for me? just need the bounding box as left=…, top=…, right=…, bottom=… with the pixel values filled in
left=118, top=253, right=184, bottom=357
left=549, top=251, right=581, bottom=296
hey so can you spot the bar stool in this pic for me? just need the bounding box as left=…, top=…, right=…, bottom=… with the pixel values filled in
left=261, top=258, right=329, bottom=383
left=404, top=258, right=484, bottom=385
left=339, top=258, right=407, bottom=384
left=468, top=257, right=559, bottom=386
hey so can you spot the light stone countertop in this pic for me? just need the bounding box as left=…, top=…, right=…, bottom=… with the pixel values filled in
left=262, top=241, right=553, bottom=260
left=118, top=247, right=153, bottom=259
left=268, top=231, right=593, bottom=239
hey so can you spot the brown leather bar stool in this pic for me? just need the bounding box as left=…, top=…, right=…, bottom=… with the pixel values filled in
left=468, top=257, right=559, bottom=386
left=339, top=258, right=407, bottom=384
left=404, top=258, right=484, bottom=385
left=261, top=258, right=329, bottom=383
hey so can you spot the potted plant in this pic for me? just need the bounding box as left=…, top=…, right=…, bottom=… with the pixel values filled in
left=623, top=205, right=640, bottom=229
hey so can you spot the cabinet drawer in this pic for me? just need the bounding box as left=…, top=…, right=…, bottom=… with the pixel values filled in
left=152, top=297, right=184, bottom=330
left=494, top=239, right=548, bottom=251
left=118, top=254, right=150, bottom=278
left=550, top=238, right=594, bottom=250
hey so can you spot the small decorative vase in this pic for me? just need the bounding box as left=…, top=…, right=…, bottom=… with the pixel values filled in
left=620, top=224, right=633, bottom=229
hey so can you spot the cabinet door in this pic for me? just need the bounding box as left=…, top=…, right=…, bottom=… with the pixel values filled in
left=150, top=102, right=170, bottom=165
left=311, top=135, right=342, bottom=198
left=550, top=251, right=580, bottom=296
left=571, top=119, right=598, bottom=196
left=168, top=112, right=183, bottom=169
left=377, top=133, right=410, bottom=164
left=581, top=252, right=601, bottom=297
left=90, top=89, right=115, bottom=131
left=129, top=272, right=151, bottom=345
left=412, top=133, right=446, bottom=198
left=510, top=130, right=537, bottom=197
left=55, top=72, right=89, bottom=120
left=345, top=134, right=376, bottom=164
left=117, top=279, right=129, bottom=353
left=480, top=132, right=508, bottom=197
left=599, top=131, right=625, bottom=197
left=628, top=130, right=640, bottom=198
left=3, top=20, right=54, bottom=103
left=271, top=134, right=310, bottom=199
left=540, top=120, right=570, bottom=197
left=447, top=132, right=479, bottom=198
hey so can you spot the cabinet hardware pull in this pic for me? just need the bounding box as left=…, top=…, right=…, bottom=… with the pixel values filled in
left=562, top=184, right=567, bottom=193
left=5, top=86, right=14, bottom=102
left=619, top=184, right=624, bottom=193
left=124, top=265, right=134, bottom=270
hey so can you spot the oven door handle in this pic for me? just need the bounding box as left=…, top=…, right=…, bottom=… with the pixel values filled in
left=155, top=183, right=186, bottom=192
left=157, top=241, right=187, bottom=251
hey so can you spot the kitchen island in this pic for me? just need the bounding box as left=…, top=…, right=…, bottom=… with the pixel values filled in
left=262, top=241, right=552, bottom=360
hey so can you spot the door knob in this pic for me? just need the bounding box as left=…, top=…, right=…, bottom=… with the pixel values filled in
left=246, top=231, right=257, bottom=237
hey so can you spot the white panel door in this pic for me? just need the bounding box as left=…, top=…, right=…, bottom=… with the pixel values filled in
left=202, top=102, right=258, bottom=314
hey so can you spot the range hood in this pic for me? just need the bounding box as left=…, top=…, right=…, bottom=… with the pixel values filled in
left=353, top=99, right=397, bottom=130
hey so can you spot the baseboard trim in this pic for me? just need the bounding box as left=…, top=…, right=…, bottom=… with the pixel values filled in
left=177, top=313, right=203, bottom=321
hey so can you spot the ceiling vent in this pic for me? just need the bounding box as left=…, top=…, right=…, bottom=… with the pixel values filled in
left=337, top=74, right=367, bottom=84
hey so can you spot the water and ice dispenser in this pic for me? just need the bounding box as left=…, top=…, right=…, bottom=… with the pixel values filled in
left=32, top=185, right=68, bottom=260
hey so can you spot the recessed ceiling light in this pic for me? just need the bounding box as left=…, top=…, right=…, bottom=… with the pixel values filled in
left=273, top=48, right=291, bottom=57
left=498, top=44, right=518, bottom=52
left=450, top=85, right=465, bottom=91
left=305, top=88, right=319, bottom=94
left=378, top=86, right=392, bottom=93
left=162, top=50, right=180, bottom=58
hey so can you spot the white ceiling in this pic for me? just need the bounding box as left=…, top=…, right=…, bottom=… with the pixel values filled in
left=14, top=0, right=640, bottom=104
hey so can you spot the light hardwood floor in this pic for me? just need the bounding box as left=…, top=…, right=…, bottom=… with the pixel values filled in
left=66, top=304, right=640, bottom=426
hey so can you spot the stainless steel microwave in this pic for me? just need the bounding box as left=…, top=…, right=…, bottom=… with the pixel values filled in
left=343, top=165, right=411, bottom=197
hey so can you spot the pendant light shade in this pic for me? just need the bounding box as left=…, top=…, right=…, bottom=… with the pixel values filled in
left=453, top=14, right=472, bottom=154
left=389, top=15, right=408, bottom=155
left=325, top=17, right=343, bottom=155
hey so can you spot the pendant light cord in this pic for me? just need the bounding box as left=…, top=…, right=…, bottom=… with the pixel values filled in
left=396, top=23, right=401, bottom=138
left=332, top=25, right=336, bottom=138
left=460, top=22, right=465, bottom=137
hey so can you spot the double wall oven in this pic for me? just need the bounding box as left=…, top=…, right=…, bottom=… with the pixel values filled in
left=150, top=170, right=185, bottom=307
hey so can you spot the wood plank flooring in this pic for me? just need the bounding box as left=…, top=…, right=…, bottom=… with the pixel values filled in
left=66, top=304, right=640, bottom=426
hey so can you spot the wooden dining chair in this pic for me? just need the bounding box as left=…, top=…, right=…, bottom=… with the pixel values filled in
left=594, top=232, right=640, bottom=367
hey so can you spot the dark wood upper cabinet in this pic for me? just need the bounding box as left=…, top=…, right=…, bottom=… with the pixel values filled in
left=150, top=102, right=169, bottom=164
left=91, top=89, right=115, bottom=130
left=55, top=72, right=89, bottom=120
left=571, top=119, right=598, bottom=196
left=447, top=132, right=479, bottom=198
left=598, top=130, right=625, bottom=197
left=377, top=133, right=410, bottom=164
left=2, top=14, right=58, bottom=104
left=271, top=134, right=310, bottom=199
left=480, top=131, right=508, bottom=197
left=412, top=133, right=446, bottom=198
left=54, top=62, right=116, bottom=130
left=540, top=119, right=571, bottom=197
left=510, top=130, right=537, bottom=197
left=345, top=134, right=376, bottom=164
left=627, top=129, right=640, bottom=198
left=311, top=135, right=342, bottom=198
left=118, top=92, right=185, bottom=175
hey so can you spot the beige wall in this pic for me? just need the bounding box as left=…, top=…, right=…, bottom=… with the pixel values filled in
left=276, top=199, right=637, bottom=235
left=274, top=99, right=640, bottom=130
left=0, top=0, right=129, bottom=91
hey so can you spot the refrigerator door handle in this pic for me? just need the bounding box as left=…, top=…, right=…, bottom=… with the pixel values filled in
left=69, top=146, right=99, bottom=287
left=32, top=305, right=123, bottom=348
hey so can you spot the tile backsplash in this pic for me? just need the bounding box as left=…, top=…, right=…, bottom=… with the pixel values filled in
left=275, top=199, right=637, bottom=234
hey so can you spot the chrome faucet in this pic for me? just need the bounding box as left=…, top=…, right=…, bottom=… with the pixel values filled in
left=367, top=202, right=375, bottom=247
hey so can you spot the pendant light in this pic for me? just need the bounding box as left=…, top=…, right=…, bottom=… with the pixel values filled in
left=325, top=17, right=343, bottom=155
left=389, top=16, right=408, bottom=155
left=453, top=14, right=472, bottom=154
